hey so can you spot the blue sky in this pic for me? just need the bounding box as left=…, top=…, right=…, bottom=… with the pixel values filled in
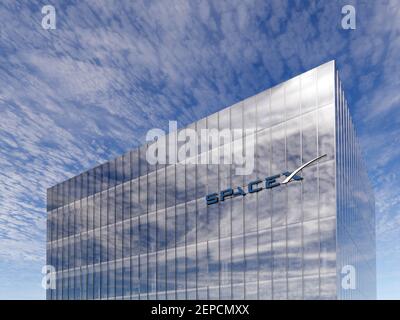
left=0, top=0, right=399, bottom=299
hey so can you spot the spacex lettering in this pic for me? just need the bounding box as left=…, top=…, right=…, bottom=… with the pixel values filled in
left=206, top=154, right=327, bottom=205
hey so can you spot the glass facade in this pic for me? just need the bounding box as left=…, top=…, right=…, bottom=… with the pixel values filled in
left=335, top=71, right=376, bottom=299
left=46, top=60, right=376, bottom=300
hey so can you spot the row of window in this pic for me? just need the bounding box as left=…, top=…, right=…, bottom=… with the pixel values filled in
left=49, top=273, right=337, bottom=300
left=48, top=226, right=336, bottom=300
left=47, top=157, right=336, bottom=243
left=48, top=218, right=336, bottom=277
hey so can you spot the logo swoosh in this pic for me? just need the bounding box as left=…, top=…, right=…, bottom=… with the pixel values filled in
left=281, top=154, right=327, bottom=184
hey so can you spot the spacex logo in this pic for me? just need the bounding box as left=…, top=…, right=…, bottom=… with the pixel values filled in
left=206, top=154, right=327, bottom=205
left=281, top=154, right=327, bottom=184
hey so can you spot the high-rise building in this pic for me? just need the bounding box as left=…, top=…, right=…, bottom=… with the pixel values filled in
left=46, top=60, right=376, bottom=300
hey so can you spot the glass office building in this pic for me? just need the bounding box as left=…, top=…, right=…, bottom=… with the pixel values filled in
left=46, top=61, right=376, bottom=300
